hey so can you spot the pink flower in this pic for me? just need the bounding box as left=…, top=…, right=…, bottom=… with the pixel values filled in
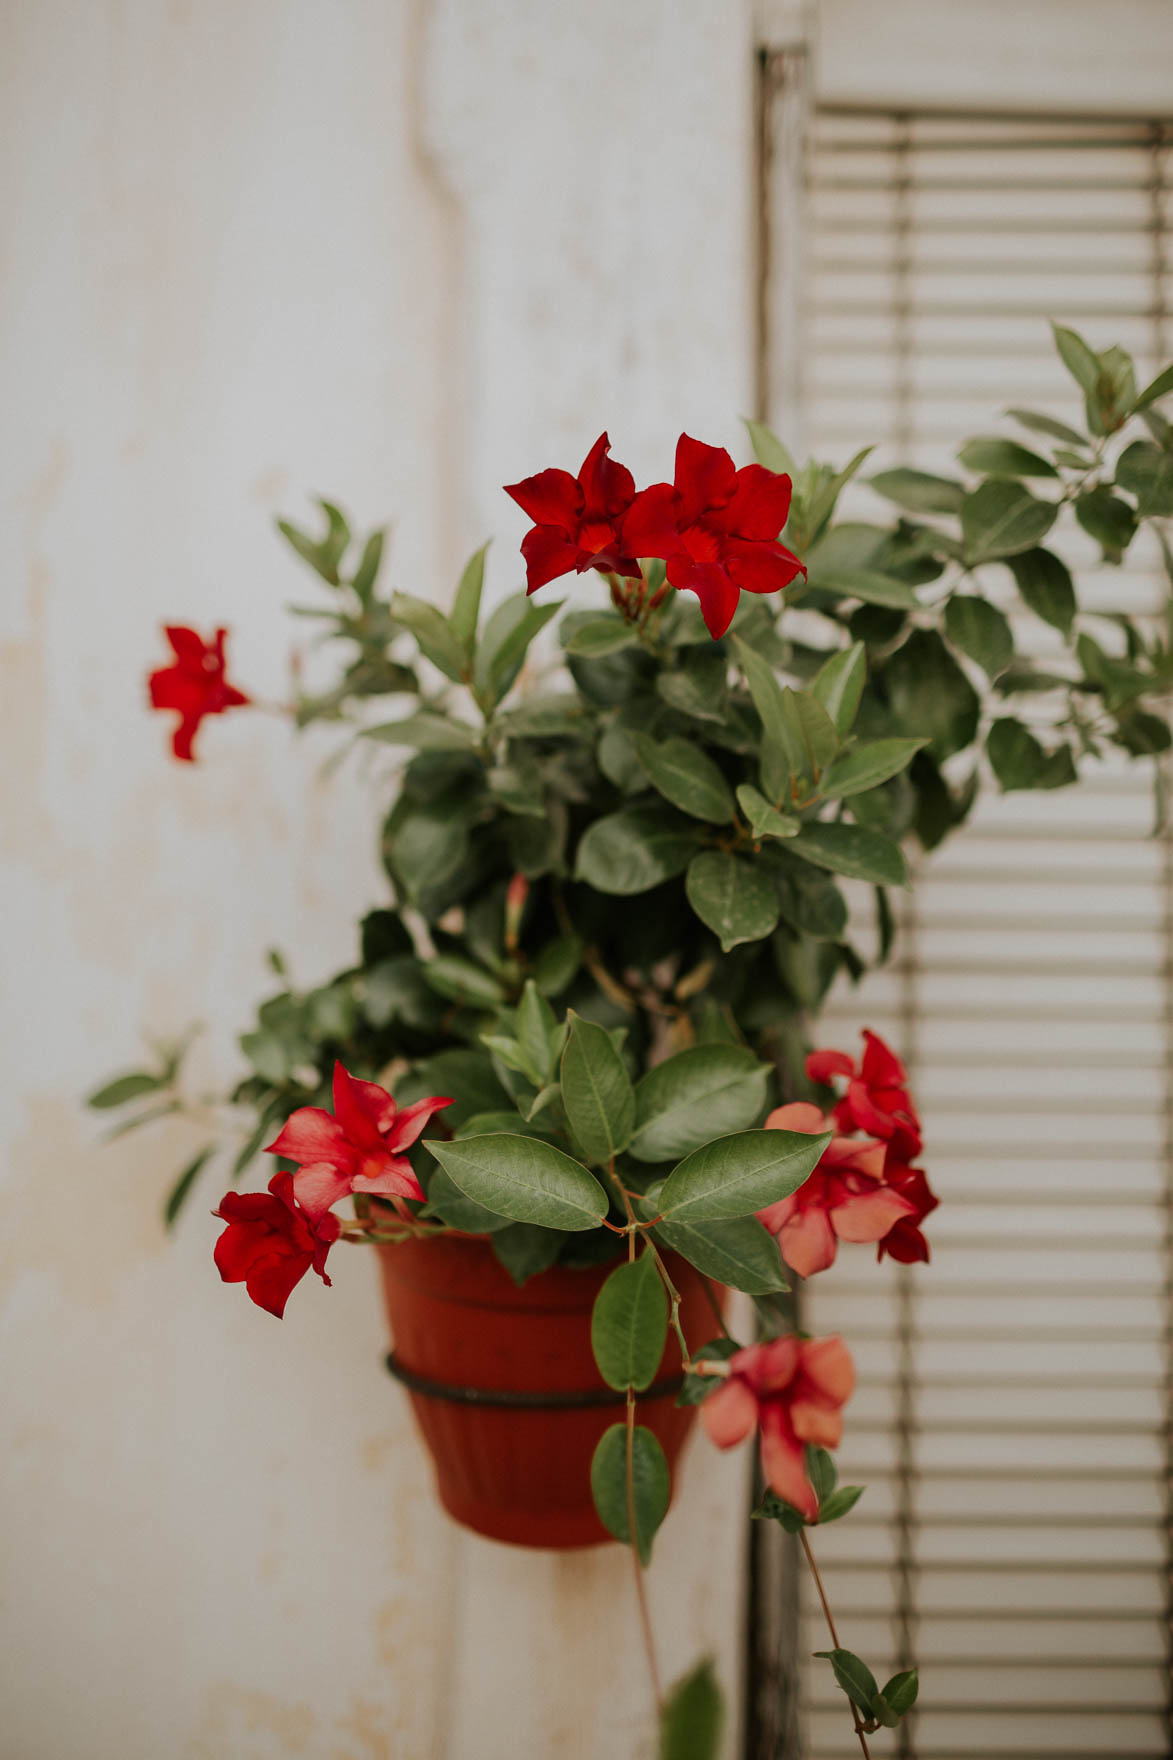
left=756, top=1103, right=917, bottom=1277
left=808, top=1029, right=923, bottom=1161
left=701, top=1334, right=855, bottom=1521
left=623, top=434, right=805, bottom=638
left=265, top=1061, right=452, bottom=1221
left=147, top=625, right=250, bottom=761
left=504, top=432, right=643, bottom=593
left=213, top=1170, right=340, bottom=1318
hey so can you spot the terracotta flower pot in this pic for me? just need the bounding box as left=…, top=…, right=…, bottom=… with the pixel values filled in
left=376, top=1233, right=723, bottom=1550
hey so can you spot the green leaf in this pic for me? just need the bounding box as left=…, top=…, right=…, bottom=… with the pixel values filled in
left=652, top=1214, right=788, bottom=1295
left=1006, top=407, right=1088, bottom=447
left=943, top=594, right=1014, bottom=678
left=635, top=735, right=736, bottom=824
left=986, top=718, right=1076, bottom=792
left=451, top=544, right=488, bottom=651
left=516, top=980, right=559, bottom=1085
left=390, top=592, right=468, bottom=683
left=1116, top=440, right=1173, bottom=517
left=277, top=499, right=350, bottom=583
left=958, top=436, right=1058, bottom=479
left=422, top=955, right=508, bottom=1008
left=1051, top=322, right=1100, bottom=392
left=736, top=784, right=800, bottom=840
left=814, top=1649, right=883, bottom=1721
left=592, top=1254, right=669, bottom=1391
left=659, top=1127, right=831, bottom=1223
left=1087, top=343, right=1137, bottom=434
left=960, top=479, right=1057, bottom=563
left=427, top=1134, right=608, bottom=1231
left=574, top=806, right=700, bottom=895
left=631, top=1044, right=772, bottom=1163
left=658, top=1658, right=724, bottom=1760
left=880, top=1670, right=919, bottom=1720
left=1075, top=485, right=1138, bottom=557
left=743, top=418, right=796, bottom=476
left=732, top=634, right=789, bottom=761
left=590, top=1423, right=670, bottom=1565
left=365, top=713, right=479, bottom=751
left=491, top=1222, right=566, bottom=1285
left=884, top=628, right=980, bottom=761
left=1134, top=361, right=1173, bottom=411
left=87, top=1071, right=164, bottom=1109
left=818, top=1485, right=865, bottom=1524
left=420, top=1166, right=513, bottom=1234
left=781, top=689, right=840, bottom=778
left=474, top=594, right=563, bottom=704
left=533, top=933, right=584, bottom=996
left=819, top=738, right=927, bottom=798
left=656, top=651, right=729, bottom=723
left=869, top=468, right=963, bottom=514
left=562, top=616, right=640, bottom=658
left=810, top=642, right=866, bottom=734
left=678, top=1336, right=741, bottom=1405
left=806, top=568, right=917, bottom=609
left=351, top=528, right=385, bottom=602
left=1006, top=548, right=1077, bottom=637
left=686, top=851, right=780, bottom=952
left=561, top=1011, right=636, bottom=1165
left=791, top=821, right=908, bottom=887
left=164, top=1145, right=215, bottom=1229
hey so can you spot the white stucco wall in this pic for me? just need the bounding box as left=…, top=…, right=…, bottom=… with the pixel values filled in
left=1, top=4, right=758, bottom=1756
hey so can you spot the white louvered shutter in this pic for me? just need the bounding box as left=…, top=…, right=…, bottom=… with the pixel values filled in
left=760, top=88, right=1173, bottom=1760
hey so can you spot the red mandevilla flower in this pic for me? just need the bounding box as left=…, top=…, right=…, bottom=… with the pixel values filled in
left=701, top=1334, right=854, bottom=1521
left=809, top=1028, right=923, bottom=1160
left=147, top=625, right=250, bottom=762
left=504, top=432, right=644, bottom=593
left=756, top=1102, right=918, bottom=1278
left=623, top=433, right=806, bottom=638
left=213, top=1170, right=340, bottom=1319
left=265, top=1060, right=453, bottom=1222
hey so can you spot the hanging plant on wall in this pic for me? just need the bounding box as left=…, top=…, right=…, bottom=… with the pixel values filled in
left=91, top=325, right=1173, bottom=1758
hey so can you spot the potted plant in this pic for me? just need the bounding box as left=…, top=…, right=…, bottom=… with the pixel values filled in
left=92, top=324, right=1173, bottom=1757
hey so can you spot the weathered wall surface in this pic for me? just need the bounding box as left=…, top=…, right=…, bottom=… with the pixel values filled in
left=0, top=4, right=756, bottom=1756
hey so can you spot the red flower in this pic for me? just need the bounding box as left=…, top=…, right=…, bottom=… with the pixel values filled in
left=147, top=626, right=250, bottom=762
left=213, top=1170, right=340, bottom=1318
left=623, top=434, right=805, bottom=639
left=701, top=1333, right=854, bottom=1521
left=504, top=432, right=643, bottom=593
left=757, top=1102, right=917, bottom=1277
left=808, top=1029, right=923, bottom=1161
left=877, top=1156, right=939, bottom=1264
left=265, top=1060, right=452, bottom=1221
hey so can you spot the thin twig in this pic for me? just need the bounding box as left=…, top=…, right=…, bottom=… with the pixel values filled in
left=801, top=1530, right=872, bottom=1760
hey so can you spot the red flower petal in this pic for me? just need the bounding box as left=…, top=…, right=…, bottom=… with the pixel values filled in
left=520, top=525, right=580, bottom=593
left=799, top=1335, right=855, bottom=1405
left=265, top=1106, right=354, bottom=1170
left=504, top=468, right=583, bottom=531
left=578, top=432, right=635, bottom=520
left=860, top=1029, right=908, bottom=1088
left=722, top=463, right=794, bottom=540
left=699, top=1375, right=760, bottom=1450
left=723, top=540, right=806, bottom=597
left=673, top=434, right=737, bottom=523
left=776, top=1205, right=838, bottom=1278
left=387, top=1094, right=454, bottom=1154
left=829, top=1186, right=918, bottom=1244
left=350, top=1157, right=426, bottom=1204
left=806, top=1049, right=856, bottom=1085
left=244, top=1251, right=315, bottom=1320
left=331, top=1061, right=393, bottom=1153
left=667, top=558, right=740, bottom=638
left=292, top=1162, right=354, bottom=1220
left=621, top=482, right=684, bottom=558
left=765, top=1101, right=827, bottom=1135
left=759, top=1407, right=817, bottom=1519
left=788, top=1393, right=844, bottom=1450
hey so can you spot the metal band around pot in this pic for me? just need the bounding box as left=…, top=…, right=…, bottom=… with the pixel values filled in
left=385, top=1352, right=685, bottom=1409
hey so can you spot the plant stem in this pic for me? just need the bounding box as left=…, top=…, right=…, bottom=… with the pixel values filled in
left=801, top=1530, right=872, bottom=1760
left=626, top=1383, right=664, bottom=1719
